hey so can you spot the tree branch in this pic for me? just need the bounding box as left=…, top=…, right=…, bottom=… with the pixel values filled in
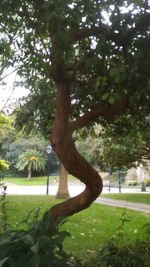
left=69, top=98, right=127, bottom=132
left=68, top=13, right=150, bottom=46
left=68, top=23, right=116, bottom=42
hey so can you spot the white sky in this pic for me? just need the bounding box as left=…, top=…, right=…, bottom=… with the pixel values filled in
left=0, top=68, right=29, bottom=113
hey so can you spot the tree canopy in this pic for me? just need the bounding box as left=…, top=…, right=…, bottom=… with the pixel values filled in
left=0, top=0, right=150, bottom=221
left=15, top=148, right=46, bottom=179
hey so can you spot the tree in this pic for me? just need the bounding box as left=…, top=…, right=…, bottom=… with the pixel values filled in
left=15, top=149, right=46, bottom=180
left=56, top=163, right=70, bottom=199
left=99, top=116, right=150, bottom=169
left=0, top=0, right=150, bottom=222
left=0, top=112, right=15, bottom=157
left=6, top=135, right=48, bottom=172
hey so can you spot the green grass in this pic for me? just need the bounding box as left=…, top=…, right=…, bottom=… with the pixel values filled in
left=3, top=195, right=150, bottom=259
left=3, top=175, right=76, bottom=186
left=101, top=193, right=150, bottom=205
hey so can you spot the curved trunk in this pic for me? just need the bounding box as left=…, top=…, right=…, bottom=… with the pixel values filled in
left=50, top=130, right=103, bottom=223
left=50, top=136, right=102, bottom=221
left=49, top=58, right=103, bottom=223
left=56, top=163, right=70, bottom=199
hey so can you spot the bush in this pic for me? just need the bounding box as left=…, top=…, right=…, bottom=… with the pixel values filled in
left=145, top=178, right=150, bottom=187
left=85, top=215, right=150, bottom=267
left=0, top=160, right=9, bottom=179
left=126, top=180, right=138, bottom=186
left=85, top=232, right=150, bottom=267
left=0, top=183, right=80, bottom=267
left=0, top=209, right=81, bottom=267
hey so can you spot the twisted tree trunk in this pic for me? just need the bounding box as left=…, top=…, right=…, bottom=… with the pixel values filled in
left=49, top=81, right=103, bottom=223
left=49, top=42, right=125, bottom=223
left=50, top=133, right=102, bottom=222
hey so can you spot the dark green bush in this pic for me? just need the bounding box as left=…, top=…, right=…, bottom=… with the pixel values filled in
left=0, top=209, right=80, bottom=267
left=0, top=184, right=79, bottom=267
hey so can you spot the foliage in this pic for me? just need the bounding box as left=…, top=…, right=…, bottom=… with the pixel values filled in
left=0, top=160, right=9, bottom=172
left=6, top=136, right=47, bottom=165
left=0, top=0, right=150, bottom=227
left=0, top=193, right=150, bottom=266
left=0, top=189, right=78, bottom=267
left=85, top=217, right=150, bottom=267
left=15, top=149, right=46, bottom=179
left=126, top=180, right=139, bottom=186
left=99, top=116, right=150, bottom=169
left=0, top=183, right=9, bottom=233
left=76, top=116, right=150, bottom=170
left=76, top=135, right=103, bottom=170
left=0, top=209, right=78, bottom=267
left=0, top=0, right=149, bottom=135
left=5, top=195, right=150, bottom=259
left=4, top=136, right=59, bottom=176
left=0, top=113, right=14, bottom=143
left=0, top=113, right=15, bottom=161
left=0, top=160, right=9, bottom=178
left=145, top=178, right=150, bottom=187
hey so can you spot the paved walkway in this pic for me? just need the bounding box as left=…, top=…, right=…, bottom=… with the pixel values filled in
left=1, top=183, right=150, bottom=214
left=95, top=197, right=150, bottom=214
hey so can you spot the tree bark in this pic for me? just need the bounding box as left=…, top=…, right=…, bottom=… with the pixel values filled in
left=48, top=80, right=103, bottom=222
left=56, top=163, right=70, bottom=199
left=28, top=166, right=31, bottom=180
left=48, top=73, right=127, bottom=223
left=49, top=46, right=103, bottom=223
left=50, top=132, right=103, bottom=223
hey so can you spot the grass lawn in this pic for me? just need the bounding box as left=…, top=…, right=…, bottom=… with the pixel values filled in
left=3, top=175, right=76, bottom=186
left=101, top=193, right=150, bottom=205
left=3, top=195, right=150, bottom=260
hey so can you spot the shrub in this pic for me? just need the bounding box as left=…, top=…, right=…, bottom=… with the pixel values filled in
left=85, top=216, right=150, bottom=267
left=145, top=178, right=150, bottom=187
left=0, top=160, right=9, bottom=172
left=0, top=184, right=80, bottom=267
left=0, top=209, right=81, bottom=267
left=0, top=160, right=9, bottom=179
left=126, top=180, right=138, bottom=186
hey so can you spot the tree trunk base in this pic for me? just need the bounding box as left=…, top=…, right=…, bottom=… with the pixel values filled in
left=55, top=192, right=70, bottom=199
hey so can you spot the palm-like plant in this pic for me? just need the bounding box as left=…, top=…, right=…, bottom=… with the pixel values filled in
left=15, top=149, right=46, bottom=180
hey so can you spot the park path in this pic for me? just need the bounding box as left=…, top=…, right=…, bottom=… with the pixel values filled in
left=1, top=182, right=150, bottom=214
left=95, top=197, right=150, bottom=214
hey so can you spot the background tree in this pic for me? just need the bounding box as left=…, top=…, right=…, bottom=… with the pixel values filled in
left=0, top=0, right=150, bottom=222
left=5, top=135, right=48, bottom=176
left=100, top=116, right=150, bottom=169
left=0, top=112, right=15, bottom=159
left=56, top=163, right=70, bottom=199
left=15, top=149, right=46, bottom=180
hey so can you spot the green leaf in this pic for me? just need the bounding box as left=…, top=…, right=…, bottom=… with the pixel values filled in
left=30, top=243, right=39, bottom=254
left=30, top=255, right=40, bottom=267
left=108, top=96, right=115, bottom=104
left=101, top=93, right=109, bottom=101
left=0, top=257, right=9, bottom=267
left=37, top=236, right=50, bottom=249
left=21, top=234, right=34, bottom=245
